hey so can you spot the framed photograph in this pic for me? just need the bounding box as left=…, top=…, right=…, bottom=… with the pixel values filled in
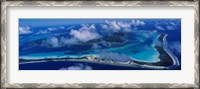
left=1, top=0, right=199, bottom=89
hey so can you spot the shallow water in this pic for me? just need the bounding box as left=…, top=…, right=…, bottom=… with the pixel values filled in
left=20, top=34, right=160, bottom=62
left=20, top=47, right=159, bottom=62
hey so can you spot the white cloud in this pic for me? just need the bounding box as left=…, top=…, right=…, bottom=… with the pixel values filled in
left=155, top=21, right=179, bottom=31
left=42, top=24, right=101, bottom=47
left=70, top=30, right=100, bottom=42
left=117, top=21, right=131, bottom=28
left=67, top=66, right=83, bottom=70
left=42, top=36, right=78, bottom=47
left=39, top=24, right=101, bottom=47
left=155, top=25, right=165, bottom=30
left=69, top=24, right=101, bottom=42
left=89, top=24, right=96, bottom=30
left=166, top=26, right=175, bottom=30
left=102, top=20, right=145, bottom=32
left=36, top=30, right=49, bottom=34
left=80, top=24, right=96, bottom=31
left=48, top=27, right=58, bottom=31
left=59, top=63, right=92, bottom=70
left=110, top=21, right=121, bottom=31
left=19, top=26, right=32, bottom=34
left=60, top=37, right=78, bottom=45
left=103, top=20, right=133, bottom=32
left=132, top=20, right=145, bottom=26
left=104, top=20, right=121, bottom=32
left=36, top=26, right=63, bottom=35
left=102, top=24, right=109, bottom=30
left=169, top=22, right=176, bottom=26
left=45, top=37, right=60, bottom=48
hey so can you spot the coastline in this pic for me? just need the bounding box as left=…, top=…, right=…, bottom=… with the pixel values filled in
left=128, top=33, right=178, bottom=69
left=19, top=33, right=178, bottom=69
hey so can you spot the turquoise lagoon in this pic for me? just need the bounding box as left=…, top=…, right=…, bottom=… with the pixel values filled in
left=20, top=33, right=160, bottom=63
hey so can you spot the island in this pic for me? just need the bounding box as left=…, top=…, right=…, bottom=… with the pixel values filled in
left=19, top=33, right=179, bottom=70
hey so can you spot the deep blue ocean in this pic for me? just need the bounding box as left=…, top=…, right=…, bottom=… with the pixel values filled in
left=19, top=60, right=180, bottom=70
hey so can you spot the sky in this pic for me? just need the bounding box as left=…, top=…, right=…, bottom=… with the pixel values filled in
left=19, top=18, right=181, bottom=27
left=19, top=19, right=107, bottom=27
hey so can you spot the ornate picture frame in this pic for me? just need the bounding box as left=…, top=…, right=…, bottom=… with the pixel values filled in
left=1, top=0, right=199, bottom=89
